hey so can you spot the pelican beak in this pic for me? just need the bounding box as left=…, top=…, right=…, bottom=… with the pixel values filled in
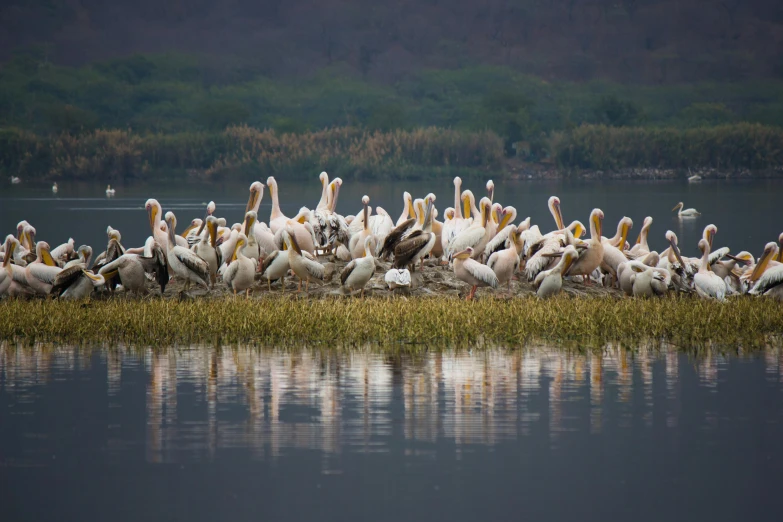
left=408, top=196, right=416, bottom=219
left=83, top=270, right=104, bottom=283
left=41, top=246, right=57, bottom=267
left=593, top=213, right=603, bottom=238
left=553, top=200, right=564, bottom=230
left=288, top=232, right=302, bottom=255
left=562, top=253, right=575, bottom=273
left=231, top=240, right=244, bottom=263
left=726, top=253, right=750, bottom=264
left=246, top=186, right=261, bottom=214
left=208, top=220, right=218, bottom=247
left=462, top=195, right=471, bottom=220
left=244, top=213, right=255, bottom=233
left=707, top=229, right=715, bottom=249
left=182, top=222, right=199, bottom=238
left=297, top=214, right=307, bottom=225
left=498, top=209, right=512, bottom=231
left=671, top=204, right=679, bottom=212
left=573, top=223, right=585, bottom=239
left=619, top=222, right=630, bottom=247
left=147, top=205, right=156, bottom=233
left=668, top=237, right=686, bottom=268
left=487, top=184, right=494, bottom=203
left=749, top=247, right=775, bottom=282
left=2, top=239, right=13, bottom=268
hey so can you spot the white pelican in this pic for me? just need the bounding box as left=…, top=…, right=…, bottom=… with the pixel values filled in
left=453, top=247, right=498, bottom=300
left=384, top=268, right=411, bottom=290
left=487, top=225, right=523, bottom=293
left=744, top=243, right=780, bottom=291
left=486, top=179, right=495, bottom=203
left=259, top=250, right=291, bottom=291
left=1, top=235, right=16, bottom=296
left=393, top=199, right=436, bottom=271
left=52, top=182, right=58, bottom=194
left=395, top=191, right=415, bottom=227
left=626, top=262, right=670, bottom=297
left=272, top=208, right=317, bottom=256
left=694, top=238, right=726, bottom=301
left=523, top=197, right=583, bottom=281
left=1, top=237, right=33, bottom=297
left=600, top=217, right=633, bottom=281
left=448, top=197, right=492, bottom=261
left=749, top=244, right=783, bottom=300
left=341, top=237, right=377, bottom=297
left=51, top=266, right=105, bottom=300
left=483, top=205, right=518, bottom=259
left=310, top=172, right=332, bottom=248
left=51, top=238, right=75, bottom=266
left=441, top=177, right=472, bottom=257
left=462, top=190, right=481, bottom=221
left=106, top=185, right=116, bottom=197
left=243, top=181, right=276, bottom=256
left=98, top=244, right=168, bottom=295
left=64, top=245, right=93, bottom=269
left=165, top=214, right=210, bottom=292
left=534, top=245, right=578, bottom=299
left=629, top=216, right=653, bottom=255
left=223, top=233, right=256, bottom=298
left=317, top=177, right=350, bottom=251
left=163, top=211, right=191, bottom=249
left=266, top=176, right=291, bottom=233
left=24, top=241, right=62, bottom=295
left=349, top=196, right=374, bottom=259
left=192, top=215, right=221, bottom=286
left=144, top=199, right=168, bottom=251
left=183, top=201, right=215, bottom=246
left=10, top=176, right=21, bottom=184
left=92, top=227, right=126, bottom=292
left=565, top=209, right=604, bottom=284
left=369, top=206, right=394, bottom=256
left=672, top=202, right=699, bottom=217
left=284, top=227, right=324, bottom=293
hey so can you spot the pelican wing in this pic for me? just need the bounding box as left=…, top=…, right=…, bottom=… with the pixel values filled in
left=484, top=227, right=511, bottom=259
left=380, top=218, right=416, bottom=257
left=223, top=259, right=239, bottom=286
left=340, top=260, right=357, bottom=286
left=304, top=257, right=325, bottom=280
left=464, top=259, right=499, bottom=288
left=449, top=225, right=485, bottom=254
left=708, top=247, right=730, bottom=266
left=51, top=265, right=85, bottom=295
left=260, top=250, right=280, bottom=276
left=29, top=263, right=62, bottom=285
left=173, top=248, right=209, bottom=282
left=750, top=265, right=783, bottom=295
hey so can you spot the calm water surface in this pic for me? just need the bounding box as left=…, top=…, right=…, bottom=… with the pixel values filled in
left=2, top=345, right=783, bottom=521
left=1, top=178, right=781, bottom=258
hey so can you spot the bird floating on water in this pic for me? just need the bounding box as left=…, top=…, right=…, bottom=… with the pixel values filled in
left=52, top=182, right=58, bottom=194
left=106, top=185, right=116, bottom=197
left=10, top=176, right=21, bottom=185
left=672, top=202, right=700, bottom=217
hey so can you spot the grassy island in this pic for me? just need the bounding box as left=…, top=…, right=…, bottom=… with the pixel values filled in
left=1, top=296, right=781, bottom=349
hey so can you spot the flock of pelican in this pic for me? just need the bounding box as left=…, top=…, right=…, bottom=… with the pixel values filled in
left=1, top=173, right=782, bottom=302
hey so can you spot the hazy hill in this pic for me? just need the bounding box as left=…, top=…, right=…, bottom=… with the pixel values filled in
left=2, top=0, right=782, bottom=83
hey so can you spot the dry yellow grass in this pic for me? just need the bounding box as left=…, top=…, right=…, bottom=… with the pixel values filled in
left=1, top=295, right=782, bottom=349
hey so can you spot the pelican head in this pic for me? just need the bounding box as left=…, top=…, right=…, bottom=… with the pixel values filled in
left=77, top=245, right=92, bottom=265
left=518, top=216, right=531, bottom=232
left=425, top=193, right=436, bottom=206
left=636, top=216, right=652, bottom=244
left=567, top=221, right=586, bottom=239
left=16, top=220, right=29, bottom=240
left=206, top=216, right=219, bottom=247
left=548, top=196, right=564, bottom=230
left=413, top=198, right=426, bottom=225
left=672, top=202, right=684, bottom=212
left=404, top=191, right=414, bottom=218
left=454, top=176, right=462, bottom=188
left=23, top=225, right=36, bottom=250
left=165, top=211, right=178, bottom=234
left=726, top=251, right=754, bottom=265
left=106, top=226, right=121, bottom=242
left=266, top=176, right=278, bottom=196
left=749, top=242, right=779, bottom=282
left=243, top=211, right=257, bottom=234
left=479, top=197, right=492, bottom=226
left=486, top=180, right=495, bottom=202
left=617, top=217, right=633, bottom=247
left=491, top=203, right=503, bottom=225
left=36, top=241, right=56, bottom=267
left=206, top=201, right=216, bottom=216
left=498, top=206, right=517, bottom=232
left=703, top=224, right=717, bottom=249
left=182, top=218, right=202, bottom=238
left=590, top=208, right=604, bottom=238
left=3, top=235, right=16, bottom=268
left=453, top=247, right=474, bottom=261
left=665, top=230, right=686, bottom=267
left=444, top=208, right=456, bottom=221
left=145, top=199, right=161, bottom=234
left=231, top=234, right=248, bottom=263
left=246, top=182, right=264, bottom=213
left=560, top=245, right=578, bottom=273
left=461, top=190, right=476, bottom=220
left=329, top=178, right=343, bottom=210
left=362, top=195, right=370, bottom=206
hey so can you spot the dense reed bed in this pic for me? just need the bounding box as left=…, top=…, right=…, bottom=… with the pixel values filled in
left=552, top=123, right=783, bottom=171
left=1, top=296, right=781, bottom=349
left=0, top=126, right=504, bottom=182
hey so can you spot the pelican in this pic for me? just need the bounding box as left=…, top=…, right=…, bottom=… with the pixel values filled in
left=259, top=250, right=291, bottom=291
left=453, top=247, right=498, bottom=300
left=486, top=180, right=495, bottom=203
left=384, top=268, right=411, bottom=290
left=272, top=208, right=317, bottom=256
left=393, top=199, right=436, bottom=271
left=50, top=238, right=75, bottom=266
left=523, top=197, right=584, bottom=281
left=672, top=202, right=700, bottom=217
left=266, top=176, right=291, bottom=233
left=534, top=245, right=578, bottom=299
left=284, top=228, right=324, bottom=293
left=64, top=245, right=93, bottom=269
left=310, top=172, right=332, bottom=249
left=165, top=213, right=210, bottom=292
left=483, top=205, right=518, bottom=259
left=192, top=215, right=221, bottom=286
left=92, top=227, right=126, bottom=292
left=183, top=201, right=215, bottom=246
left=600, top=217, right=633, bottom=281
left=320, top=178, right=350, bottom=251
left=106, top=185, right=116, bottom=197
left=629, top=217, right=653, bottom=255
left=626, top=262, right=670, bottom=297
left=223, top=234, right=256, bottom=298
left=341, top=237, right=377, bottom=297
left=10, top=176, right=21, bottom=184
left=1, top=235, right=16, bottom=296
left=424, top=193, right=445, bottom=261
left=349, top=196, right=374, bottom=259
left=487, top=225, right=523, bottom=293
left=244, top=182, right=276, bottom=256
left=448, top=197, right=492, bottom=261
left=52, top=182, right=58, bottom=194
left=694, top=238, right=727, bottom=301
left=395, top=192, right=416, bottom=227
left=24, top=241, right=62, bottom=295
left=369, top=206, right=394, bottom=256
left=744, top=243, right=780, bottom=291
left=441, top=177, right=472, bottom=257
left=1, top=237, right=33, bottom=297
left=749, top=244, right=783, bottom=300
left=565, top=209, right=604, bottom=284
left=98, top=244, right=168, bottom=295
left=51, top=266, right=105, bottom=300
left=144, top=199, right=168, bottom=252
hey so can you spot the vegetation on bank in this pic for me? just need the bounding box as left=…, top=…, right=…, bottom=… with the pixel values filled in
left=3, top=52, right=783, bottom=180
left=1, top=296, right=781, bottom=348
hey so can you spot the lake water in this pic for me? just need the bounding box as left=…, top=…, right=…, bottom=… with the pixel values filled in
left=1, top=178, right=781, bottom=259
left=2, top=345, right=783, bottom=521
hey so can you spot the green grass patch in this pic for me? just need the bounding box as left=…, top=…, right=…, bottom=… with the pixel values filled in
left=1, top=295, right=781, bottom=350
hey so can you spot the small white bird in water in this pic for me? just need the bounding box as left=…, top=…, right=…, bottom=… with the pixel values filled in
left=52, top=182, right=58, bottom=194
left=672, top=202, right=700, bottom=217
left=10, top=176, right=21, bottom=184
left=106, top=185, right=116, bottom=197
left=384, top=268, right=411, bottom=290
